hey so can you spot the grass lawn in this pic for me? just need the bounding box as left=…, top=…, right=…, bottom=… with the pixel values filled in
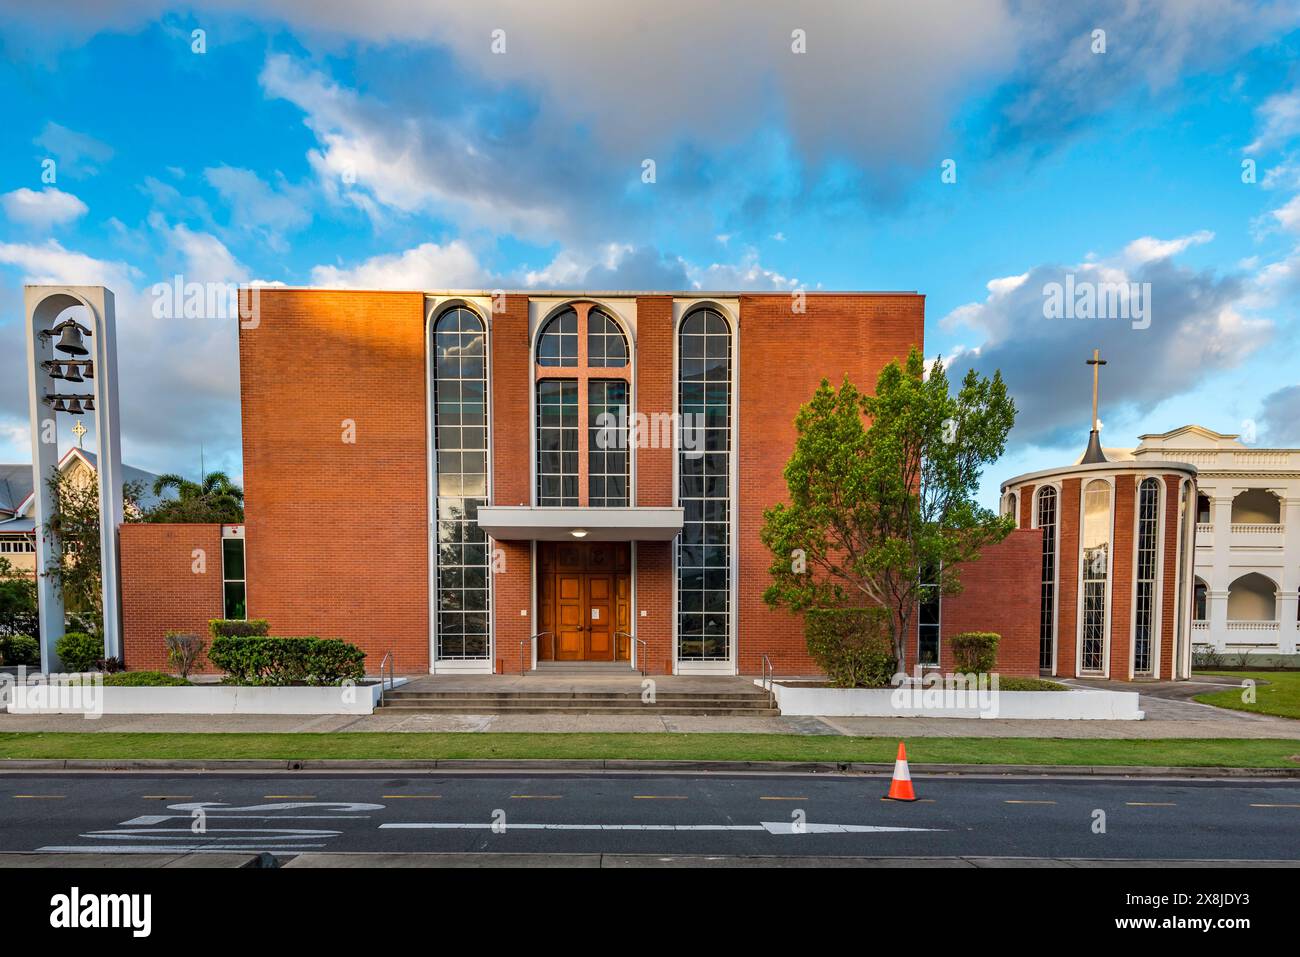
left=0, top=732, right=1297, bottom=767
left=1195, top=671, right=1300, bottom=721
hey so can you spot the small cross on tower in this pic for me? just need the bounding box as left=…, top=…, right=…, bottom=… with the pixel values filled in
left=71, top=420, right=87, bottom=449
left=1086, top=348, right=1107, bottom=434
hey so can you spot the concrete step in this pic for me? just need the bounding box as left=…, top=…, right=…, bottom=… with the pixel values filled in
left=383, top=691, right=770, bottom=702
left=381, top=695, right=774, bottom=706
left=380, top=702, right=775, bottom=713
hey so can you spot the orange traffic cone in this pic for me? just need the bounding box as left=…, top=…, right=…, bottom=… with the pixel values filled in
left=884, top=741, right=918, bottom=802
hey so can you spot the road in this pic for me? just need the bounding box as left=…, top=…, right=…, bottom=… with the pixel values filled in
left=1, top=771, right=1298, bottom=862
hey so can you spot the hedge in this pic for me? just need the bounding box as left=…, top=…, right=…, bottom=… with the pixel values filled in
left=950, top=631, right=1000, bottom=674
left=0, top=634, right=39, bottom=666
left=804, top=607, right=896, bottom=688
left=55, top=631, right=102, bottom=672
left=207, top=635, right=366, bottom=686
left=209, top=618, right=271, bottom=640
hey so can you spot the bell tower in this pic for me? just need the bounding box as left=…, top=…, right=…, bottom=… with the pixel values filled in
left=24, top=286, right=124, bottom=671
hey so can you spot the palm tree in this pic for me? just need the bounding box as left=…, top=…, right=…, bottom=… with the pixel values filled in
left=146, top=471, right=244, bottom=523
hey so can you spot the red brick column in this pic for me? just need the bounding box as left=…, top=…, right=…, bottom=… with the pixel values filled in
left=1056, top=478, right=1081, bottom=676
left=1109, top=473, right=1136, bottom=678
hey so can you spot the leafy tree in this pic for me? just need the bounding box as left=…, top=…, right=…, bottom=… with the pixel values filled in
left=761, top=346, right=1016, bottom=668
left=0, top=556, right=38, bottom=638
left=42, top=470, right=144, bottom=634
left=143, top=470, right=244, bottom=524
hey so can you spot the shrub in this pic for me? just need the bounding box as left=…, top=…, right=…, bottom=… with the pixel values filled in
left=950, top=631, right=1000, bottom=674
left=208, top=635, right=366, bottom=686
left=996, top=676, right=1067, bottom=691
left=0, top=634, right=40, bottom=666
left=102, top=670, right=191, bottom=687
left=208, top=619, right=270, bottom=640
left=55, top=631, right=103, bottom=672
left=804, top=607, right=896, bottom=688
left=165, top=632, right=207, bottom=678
left=95, top=656, right=125, bottom=674
left=1192, top=644, right=1225, bottom=670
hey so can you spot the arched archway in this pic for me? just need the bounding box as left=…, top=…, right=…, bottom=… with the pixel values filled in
left=1231, top=489, right=1281, bottom=524
left=1227, top=572, right=1277, bottom=621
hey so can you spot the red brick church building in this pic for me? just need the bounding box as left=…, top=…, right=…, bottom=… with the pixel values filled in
left=122, top=289, right=1056, bottom=678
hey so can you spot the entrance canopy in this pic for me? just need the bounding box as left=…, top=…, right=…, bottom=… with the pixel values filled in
left=475, top=505, right=683, bottom=542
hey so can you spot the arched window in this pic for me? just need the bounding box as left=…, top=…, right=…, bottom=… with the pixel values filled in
left=432, top=307, right=491, bottom=661
left=1193, top=579, right=1208, bottom=621
left=677, top=307, right=732, bottom=663
left=1003, top=491, right=1018, bottom=524
left=1133, top=477, right=1161, bottom=675
left=1196, top=492, right=1211, bottom=525
left=534, top=304, right=631, bottom=506
left=1080, top=479, right=1111, bottom=674
left=1036, top=486, right=1057, bottom=672
left=1231, top=489, right=1281, bottom=525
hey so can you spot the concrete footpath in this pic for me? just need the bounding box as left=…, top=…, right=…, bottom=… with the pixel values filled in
left=2, top=691, right=1297, bottom=738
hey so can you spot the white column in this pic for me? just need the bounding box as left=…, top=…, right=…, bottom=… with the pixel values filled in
left=1282, top=496, right=1300, bottom=654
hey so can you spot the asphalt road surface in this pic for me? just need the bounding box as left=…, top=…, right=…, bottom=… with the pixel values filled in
left=2, top=771, right=1298, bottom=862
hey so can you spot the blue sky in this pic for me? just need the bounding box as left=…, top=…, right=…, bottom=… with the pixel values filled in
left=2, top=1, right=1299, bottom=507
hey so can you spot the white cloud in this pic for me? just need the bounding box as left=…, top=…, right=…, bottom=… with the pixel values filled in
left=1, top=187, right=88, bottom=228
left=1247, top=91, right=1300, bottom=153
left=311, top=241, right=487, bottom=289
left=33, top=122, right=113, bottom=178
left=1122, top=230, right=1214, bottom=266
left=204, top=165, right=312, bottom=250
left=1271, top=194, right=1300, bottom=234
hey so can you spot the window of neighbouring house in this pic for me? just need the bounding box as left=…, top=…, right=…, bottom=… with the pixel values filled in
left=221, top=530, right=246, bottom=620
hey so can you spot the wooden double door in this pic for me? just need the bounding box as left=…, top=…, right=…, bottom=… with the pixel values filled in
left=538, top=541, right=632, bottom=662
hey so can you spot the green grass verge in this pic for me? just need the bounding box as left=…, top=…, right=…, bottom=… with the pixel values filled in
left=0, top=733, right=1297, bottom=767
left=1195, top=671, right=1300, bottom=721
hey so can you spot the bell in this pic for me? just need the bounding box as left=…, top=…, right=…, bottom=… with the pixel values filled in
left=82, top=396, right=95, bottom=412
left=46, top=362, right=66, bottom=381
left=54, top=323, right=89, bottom=356
left=82, top=362, right=94, bottom=379
left=65, top=397, right=83, bottom=414
left=62, top=363, right=84, bottom=383
left=50, top=397, right=68, bottom=413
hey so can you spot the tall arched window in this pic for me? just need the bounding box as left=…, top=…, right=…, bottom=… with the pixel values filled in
left=535, top=303, right=631, bottom=507
left=1036, top=486, right=1057, bottom=672
left=1193, top=579, right=1208, bottom=621
left=1133, top=477, right=1161, bottom=676
left=678, top=307, right=732, bottom=662
left=1080, top=479, right=1111, bottom=674
left=432, top=307, right=490, bottom=661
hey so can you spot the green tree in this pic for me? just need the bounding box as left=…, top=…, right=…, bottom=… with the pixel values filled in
left=43, top=470, right=144, bottom=634
left=0, top=555, right=38, bottom=638
left=143, top=470, right=244, bottom=524
left=760, top=346, right=1016, bottom=668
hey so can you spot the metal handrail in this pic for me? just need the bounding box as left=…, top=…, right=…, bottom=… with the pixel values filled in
left=378, top=651, right=394, bottom=707
left=615, top=632, right=645, bottom=676
left=520, top=632, right=553, bottom=675
left=760, top=653, right=774, bottom=709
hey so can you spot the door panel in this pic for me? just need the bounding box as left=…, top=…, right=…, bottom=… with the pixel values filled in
left=556, top=573, right=585, bottom=660
left=586, top=574, right=613, bottom=660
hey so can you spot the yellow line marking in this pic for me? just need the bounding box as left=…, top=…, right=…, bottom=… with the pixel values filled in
left=510, top=795, right=562, bottom=800
left=1004, top=800, right=1056, bottom=805
left=382, top=795, right=442, bottom=799
left=1250, top=803, right=1300, bottom=809
left=760, top=796, right=808, bottom=801
left=1126, top=802, right=1176, bottom=807
left=13, top=795, right=64, bottom=799
left=264, top=795, right=316, bottom=799
left=633, top=795, right=688, bottom=800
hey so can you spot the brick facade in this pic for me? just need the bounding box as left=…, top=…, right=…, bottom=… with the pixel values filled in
left=119, top=288, right=1048, bottom=681
left=120, top=523, right=224, bottom=672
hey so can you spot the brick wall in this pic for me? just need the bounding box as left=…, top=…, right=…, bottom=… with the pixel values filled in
left=240, top=289, right=429, bottom=673
left=736, top=293, right=925, bottom=674
left=635, top=295, right=674, bottom=507
left=120, top=523, right=223, bottom=673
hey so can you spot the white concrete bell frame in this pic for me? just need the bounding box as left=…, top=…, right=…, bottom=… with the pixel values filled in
left=24, top=286, right=124, bottom=671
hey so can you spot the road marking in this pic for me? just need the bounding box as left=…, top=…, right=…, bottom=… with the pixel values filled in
left=142, top=795, right=192, bottom=800
left=1004, top=800, right=1056, bottom=805
left=1126, top=802, right=1176, bottom=807
left=38, top=845, right=329, bottom=854
left=383, top=795, right=441, bottom=799
left=263, top=795, right=316, bottom=799
left=509, top=795, right=562, bottom=800
left=12, top=795, right=64, bottom=799
left=760, top=796, right=808, bottom=801
left=633, top=795, right=688, bottom=800
left=1250, top=803, right=1300, bottom=809
left=379, top=820, right=944, bottom=834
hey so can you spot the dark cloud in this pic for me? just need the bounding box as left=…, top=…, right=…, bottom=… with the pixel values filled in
left=1259, top=384, right=1300, bottom=445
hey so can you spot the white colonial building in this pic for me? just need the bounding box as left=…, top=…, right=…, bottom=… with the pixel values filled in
left=1124, top=426, right=1300, bottom=662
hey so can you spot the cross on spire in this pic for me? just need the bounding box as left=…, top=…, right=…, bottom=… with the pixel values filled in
left=1086, top=348, right=1106, bottom=434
